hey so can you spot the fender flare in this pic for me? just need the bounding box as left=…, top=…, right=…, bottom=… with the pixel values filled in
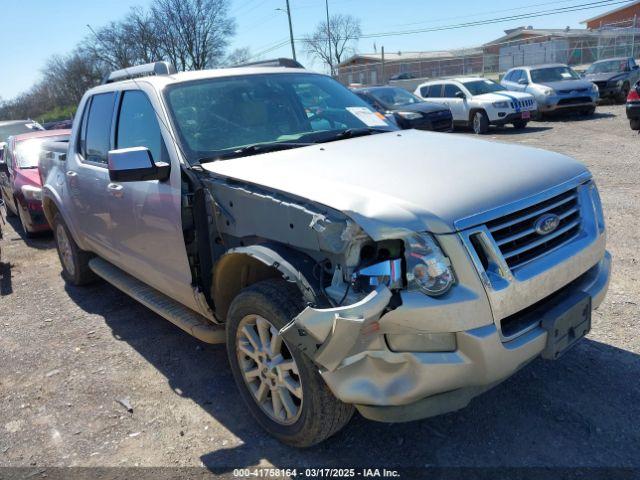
left=224, top=243, right=320, bottom=304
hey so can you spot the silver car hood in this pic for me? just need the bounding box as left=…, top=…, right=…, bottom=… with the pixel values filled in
left=202, top=130, right=589, bottom=238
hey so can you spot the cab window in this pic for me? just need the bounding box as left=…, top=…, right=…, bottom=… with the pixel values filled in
left=428, top=84, right=443, bottom=98
left=116, top=90, right=165, bottom=163
left=82, top=92, right=116, bottom=164
left=443, top=84, right=463, bottom=98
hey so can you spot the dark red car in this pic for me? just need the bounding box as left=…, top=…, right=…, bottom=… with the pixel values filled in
left=0, top=129, right=70, bottom=235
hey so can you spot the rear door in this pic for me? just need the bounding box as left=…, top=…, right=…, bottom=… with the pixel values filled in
left=69, top=92, right=117, bottom=258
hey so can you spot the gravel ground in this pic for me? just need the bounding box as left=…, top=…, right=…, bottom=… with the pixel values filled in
left=0, top=104, right=638, bottom=473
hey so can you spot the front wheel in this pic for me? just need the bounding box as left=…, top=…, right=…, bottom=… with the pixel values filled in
left=583, top=106, right=596, bottom=116
left=472, top=111, right=489, bottom=134
left=617, top=83, right=630, bottom=103
left=2, top=191, right=16, bottom=217
left=512, top=120, right=528, bottom=129
left=226, top=279, right=354, bottom=447
left=52, top=213, right=96, bottom=285
left=630, top=118, right=640, bottom=131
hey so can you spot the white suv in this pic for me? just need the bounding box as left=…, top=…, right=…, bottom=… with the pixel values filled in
left=414, top=77, right=538, bottom=134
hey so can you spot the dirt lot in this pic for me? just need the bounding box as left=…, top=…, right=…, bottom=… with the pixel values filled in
left=1, top=104, right=639, bottom=473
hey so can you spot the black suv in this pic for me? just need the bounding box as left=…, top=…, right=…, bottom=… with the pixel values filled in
left=583, top=57, right=640, bottom=103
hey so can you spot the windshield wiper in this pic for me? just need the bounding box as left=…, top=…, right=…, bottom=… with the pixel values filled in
left=198, top=141, right=314, bottom=163
left=315, top=127, right=392, bottom=144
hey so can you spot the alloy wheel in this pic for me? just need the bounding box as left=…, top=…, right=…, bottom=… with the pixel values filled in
left=236, top=314, right=303, bottom=425
left=56, top=223, right=75, bottom=277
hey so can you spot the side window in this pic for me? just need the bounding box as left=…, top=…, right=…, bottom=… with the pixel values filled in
left=504, top=71, right=513, bottom=81
left=419, top=86, right=429, bottom=97
left=443, top=84, right=463, bottom=98
left=511, top=70, right=522, bottom=82
left=83, top=92, right=116, bottom=164
left=428, top=84, right=443, bottom=98
left=629, top=58, right=637, bottom=69
left=116, top=90, right=164, bottom=163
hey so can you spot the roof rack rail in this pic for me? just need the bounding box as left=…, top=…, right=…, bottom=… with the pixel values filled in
left=102, top=61, right=177, bottom=84
left=233, top=58, right=305, bottom=69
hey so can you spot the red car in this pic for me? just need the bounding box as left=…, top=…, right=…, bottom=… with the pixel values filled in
left=0, top=129, right=70, bottom=235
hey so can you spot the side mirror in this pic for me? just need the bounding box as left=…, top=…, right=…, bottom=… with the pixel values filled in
left=107, top=147, right=170, bottom=182
left=518, top=78, right=529, bottom=85
left=455, top=91, right=466, bottom=99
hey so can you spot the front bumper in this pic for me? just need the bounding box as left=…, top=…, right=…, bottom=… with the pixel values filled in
left=537, top=93, right=598, bottom=112
left=352, top=252, right=610, bottom=422
left=491, top=111, right=536, bottom=125
left=16, top=196, right=49, bottom=233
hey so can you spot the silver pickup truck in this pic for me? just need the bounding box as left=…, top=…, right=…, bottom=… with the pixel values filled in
left=39, top=61, right=610, bottom=447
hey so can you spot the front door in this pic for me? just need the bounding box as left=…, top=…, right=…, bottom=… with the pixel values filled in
left=107, top=89, right=196, bottom=309
left=441, top=83, right=467, bottom=122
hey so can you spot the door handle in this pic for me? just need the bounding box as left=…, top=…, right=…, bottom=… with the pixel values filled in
left=66, top=171, right=77, bottom=177
left=107, top=183, right=124, bottom=198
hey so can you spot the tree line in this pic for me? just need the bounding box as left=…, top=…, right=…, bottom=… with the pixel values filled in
left=0, top=0, right=363, bottom=124
left=0, top=0, right=241, bottom=123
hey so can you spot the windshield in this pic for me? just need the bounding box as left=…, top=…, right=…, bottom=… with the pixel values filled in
left=0, top=122, right=43, bottom=144
left=586, top=59, right=627, bottom=74
left=164, top=73, right=394, bottom=162
left=462, top=79, right=505, bottom=95
left=531, top=66, right=580, bottom=83
left=368, top=87, right=422, bottom=108
left=15, top=136, right=67, bottom=169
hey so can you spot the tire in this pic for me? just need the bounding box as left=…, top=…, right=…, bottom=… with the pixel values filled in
left=15, top=196, right=34, bottom=238
left=2, top=191, right=16, bottom=218
left=631, top=118, right=640, bottom=131
left=584, top=106, right=596, bottom=116
left=52, top=212, right=96, bottom=285
left=472, top=111, right=489, bottom=134
left=512, top=120, right=528, bottom=129
left=226, top=279, right=354, bottom=447
left=617, top=83, right=630, bottom=104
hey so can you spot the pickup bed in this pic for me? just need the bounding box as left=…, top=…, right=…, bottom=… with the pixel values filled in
left=39, top=61, right=610, bottom=447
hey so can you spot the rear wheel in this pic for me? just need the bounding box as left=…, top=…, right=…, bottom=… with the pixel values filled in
left=2, top=191, right=16, bottom=217
left=472, top=111, right=489, bottom=134
left=226, top=279, right=354, bottom=447
left=512, top=120, right=528, bottom=129
left=52, top=213, right=96, bottom=285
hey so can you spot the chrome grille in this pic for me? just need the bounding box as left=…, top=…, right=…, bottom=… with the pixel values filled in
left=486, top=188, right=581, bottom=270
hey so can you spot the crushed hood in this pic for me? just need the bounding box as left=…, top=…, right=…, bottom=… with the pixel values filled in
left=202, top=130, right=589, bottom=238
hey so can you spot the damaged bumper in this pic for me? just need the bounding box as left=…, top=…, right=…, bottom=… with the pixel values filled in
left=281, top=253, right=611, bottom=423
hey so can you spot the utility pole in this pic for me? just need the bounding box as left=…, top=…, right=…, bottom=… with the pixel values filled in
left=381, top=46, right=385, bottom=84
left=285, top=0, right=296, bottom=61
left=325, top=0, right=333, bottom=76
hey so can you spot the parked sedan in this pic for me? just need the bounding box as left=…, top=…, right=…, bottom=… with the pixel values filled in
left=353, top=86, right=453, bottom=132
left=627, top=81, right=640, bottom=130
left=583, top=57, right=640, bottom=103
left=501, top=64, right=599, bottom=116
left=0, top=129, right=69, bottom=235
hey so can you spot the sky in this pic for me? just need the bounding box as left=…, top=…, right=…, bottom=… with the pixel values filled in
left=0, top=0, right=626, bottom=100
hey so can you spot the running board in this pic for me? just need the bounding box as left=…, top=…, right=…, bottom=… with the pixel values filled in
left=88, top=257, right=225, bottom=344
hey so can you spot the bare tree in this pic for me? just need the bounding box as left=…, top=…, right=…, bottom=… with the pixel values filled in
left=303, top=14, right=361, bottom=74
left=151, top=0, right=235, bottom=71
left=224, top=47, right=252, bottom=66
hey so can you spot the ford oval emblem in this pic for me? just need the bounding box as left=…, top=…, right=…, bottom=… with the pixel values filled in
left=534, top=213, right=561, bottom=235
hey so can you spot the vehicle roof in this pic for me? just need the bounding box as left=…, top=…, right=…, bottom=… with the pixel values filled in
left=353, top=85, right=407, bottom=92
left=87, top=66, right=314, bottom=94
left=519, top=63, right=569, bottom=70
left=452, top=77, right=493, bottom=83
left=12, top=129, right=71, bottom=143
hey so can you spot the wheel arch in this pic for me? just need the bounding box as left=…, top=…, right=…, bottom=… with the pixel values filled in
left=212, top=243, right=320, bottom=322
left=42, top=192, right=85, bottom=250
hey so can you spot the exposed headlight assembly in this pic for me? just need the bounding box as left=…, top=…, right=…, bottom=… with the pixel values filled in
left=396, top=111, right=422, bottom=120
left=542, top=88, right=554, bottom=96
left=21, top=184, right=42, bottom=201
left=492, top=101, right=509, bottom=108
left=404, top=233, right=455, bottom=296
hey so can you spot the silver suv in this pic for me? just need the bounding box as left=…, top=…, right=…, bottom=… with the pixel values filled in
left=39, top=61, right=610, bottom=447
